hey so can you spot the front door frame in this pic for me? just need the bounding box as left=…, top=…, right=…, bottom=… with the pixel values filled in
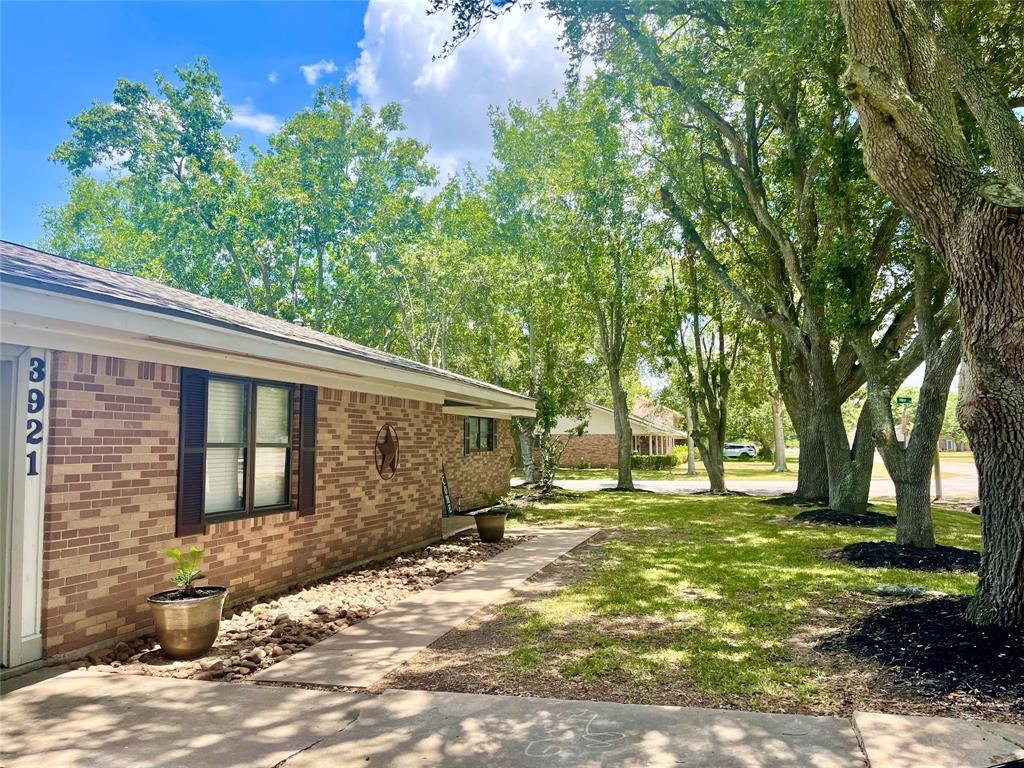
left=1, top=345, right=50, bottom=669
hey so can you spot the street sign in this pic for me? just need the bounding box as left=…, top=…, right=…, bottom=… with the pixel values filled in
left=896, top=396, right=913, bottom=404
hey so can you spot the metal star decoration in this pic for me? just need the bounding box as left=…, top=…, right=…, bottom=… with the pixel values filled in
left=375, top=424, right=399, bottom=479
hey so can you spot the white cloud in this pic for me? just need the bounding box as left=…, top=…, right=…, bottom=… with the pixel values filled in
left=268, top=71, right=279, bottom=84
left=352, top=1, right=570, bottom=182
left=86, top=149, right=130, bottom=179
left=227, top=103, right=282, bottom=135
left=300, top=58, right=338, bottom=85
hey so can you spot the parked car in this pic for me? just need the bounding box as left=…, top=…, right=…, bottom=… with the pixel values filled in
left=723, top=443, right=757, bottom=458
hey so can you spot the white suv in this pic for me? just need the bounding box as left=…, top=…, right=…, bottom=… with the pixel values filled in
left=723, top=443, right=757, bottom=458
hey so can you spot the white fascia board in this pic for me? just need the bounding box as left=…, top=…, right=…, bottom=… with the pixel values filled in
left=0, top=321, right=445, bottom=403
left=441, top=405, right=535, bottom=419
left=1, top=285, right=535, bottom=411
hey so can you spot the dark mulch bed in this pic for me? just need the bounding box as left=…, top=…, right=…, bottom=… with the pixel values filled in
left=761, top=494, right=828, bottom=508
left=840, top=541, right=980, bottom=572
left=830, top=597, right=1024, bottom=708
left=793, top=508, right=897, bottom=527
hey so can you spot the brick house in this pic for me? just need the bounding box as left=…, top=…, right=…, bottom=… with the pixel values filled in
left=0, top=242, right=534, bottom=672
left=550, top=403, right=686, bottom=468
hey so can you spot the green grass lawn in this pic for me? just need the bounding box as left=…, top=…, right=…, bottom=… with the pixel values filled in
left=494, top=491, right=981, bottom=714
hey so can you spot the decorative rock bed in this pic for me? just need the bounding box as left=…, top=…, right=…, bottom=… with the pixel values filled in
left=74, top=533, right=529, bottom=683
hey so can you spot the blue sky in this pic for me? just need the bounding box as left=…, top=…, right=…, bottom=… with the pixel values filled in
left=1, top=0, right=569, bottom=246
left=1, top=1, right=369, bottom=244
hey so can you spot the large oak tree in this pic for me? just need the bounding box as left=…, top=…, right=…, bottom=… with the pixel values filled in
left=840, top=0, right=1024, bottom=625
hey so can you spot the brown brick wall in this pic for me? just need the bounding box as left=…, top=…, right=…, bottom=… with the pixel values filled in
left=440, top=415, right=514, bottom=512
left=42, top=352, right=506, bottom=657
left=553, top=434, right=619, bottom=468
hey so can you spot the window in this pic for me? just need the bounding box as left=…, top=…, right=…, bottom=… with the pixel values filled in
left=204, top=376, right=292, bottom=519
left=177, top=369, right=316, bottom=536
left=464, top=416, right=496, bottom=454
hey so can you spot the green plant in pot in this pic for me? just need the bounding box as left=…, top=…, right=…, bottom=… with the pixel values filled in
left=475, top=491, right=514, bottom=543
left=147, top=547, right=227, bottom=659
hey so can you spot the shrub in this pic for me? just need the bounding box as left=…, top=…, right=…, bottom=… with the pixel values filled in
left=159, top=546, right=205, bottom=595
left=630, top=453, right=679, bottom=470
left=576, top=458, right=591, bottom=470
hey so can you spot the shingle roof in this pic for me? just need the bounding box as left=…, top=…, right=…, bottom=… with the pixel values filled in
left=587, top=402, right=686, bottom=436
left=0, top=241, right=532, bottom=403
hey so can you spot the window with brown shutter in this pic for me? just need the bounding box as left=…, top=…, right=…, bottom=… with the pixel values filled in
left=298, top=384, right=317, bottom=516
left=176, top=368, right=209, bottom=536
left=176, top=369, right=298, bottom=532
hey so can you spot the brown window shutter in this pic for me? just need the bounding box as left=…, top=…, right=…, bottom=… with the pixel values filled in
left=488, top=418, right=496, bottom=450
left=298, top=384, right=317, bottom=516
left=176, top=368, right=208, bottom=536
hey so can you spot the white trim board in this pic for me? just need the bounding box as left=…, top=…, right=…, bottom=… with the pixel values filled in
left=0, top=284, right=535, bottom=413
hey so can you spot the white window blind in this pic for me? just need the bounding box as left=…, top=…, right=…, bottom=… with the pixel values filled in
left=256, top=386, right=290, bottom=444
left=254, top=447, right=288, bottom=507
left=205, top=379, right=247, bottom=514
left=205, top=447, right=244, bottom=513
left=254, top=385, right=290, bottom=508
left=202, top=378, right=291, bottom=516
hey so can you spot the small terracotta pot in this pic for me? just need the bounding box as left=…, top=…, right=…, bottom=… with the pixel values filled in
left=148, top=586, right=227, bottom=659
left=474, top=509, right=508, bottom=543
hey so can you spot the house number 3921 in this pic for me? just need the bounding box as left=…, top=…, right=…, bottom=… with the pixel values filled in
left=25, top=356, right=46, bottom=476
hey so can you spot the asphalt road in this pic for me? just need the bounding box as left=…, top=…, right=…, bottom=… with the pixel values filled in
left=537, top=459, right=980, bottom=503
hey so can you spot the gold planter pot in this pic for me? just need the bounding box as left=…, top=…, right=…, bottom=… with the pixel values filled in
left=474, top=510, right=508, bottom=543
left=147, top=587, right=227, bottom=659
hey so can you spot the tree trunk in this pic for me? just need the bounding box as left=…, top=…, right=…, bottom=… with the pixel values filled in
left=962, top=360, right=1024, bottom=627
left=840, top=0, right=1024, bottom=626
left=315, top=246, right=324, bottom=331
left=781, top=357, right=828, bottom=500
left=702, top=439, right=726, bottom=493
left=772, top=394, right=788, bottom=472
left=793, top=411, right=828, bottom=501
left=859, top=321, right=960, bottom=551
left=609, top=366, right=635, bottom=491
left=807, top=328, right=873, bottom=514
left=685, top=404, right=696, bottom=476
left=822, top=398, right=874, bottom=515
left=514, top=418, right=539, bottom=484
left=894, top=475, right=935, bottom=549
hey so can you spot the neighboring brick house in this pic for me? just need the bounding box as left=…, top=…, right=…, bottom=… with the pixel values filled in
left=0, top=241, right=531, bottom=670
left=632, top=395, right=686, bottom=436
left=549, top=403, right=686, bottom=468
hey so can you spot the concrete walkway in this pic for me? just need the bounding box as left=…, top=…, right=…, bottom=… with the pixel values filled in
left=282, top=688, right=864, bottom=768
left=4, top=671, right=1019, bottom=765
left=6, top=672, right=1021, bottom=767
left=0, top=670, right=368, bottom=768
left=256, top=528, right=598, bottom=688
left=853, top=711, right=1024, bottom=768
